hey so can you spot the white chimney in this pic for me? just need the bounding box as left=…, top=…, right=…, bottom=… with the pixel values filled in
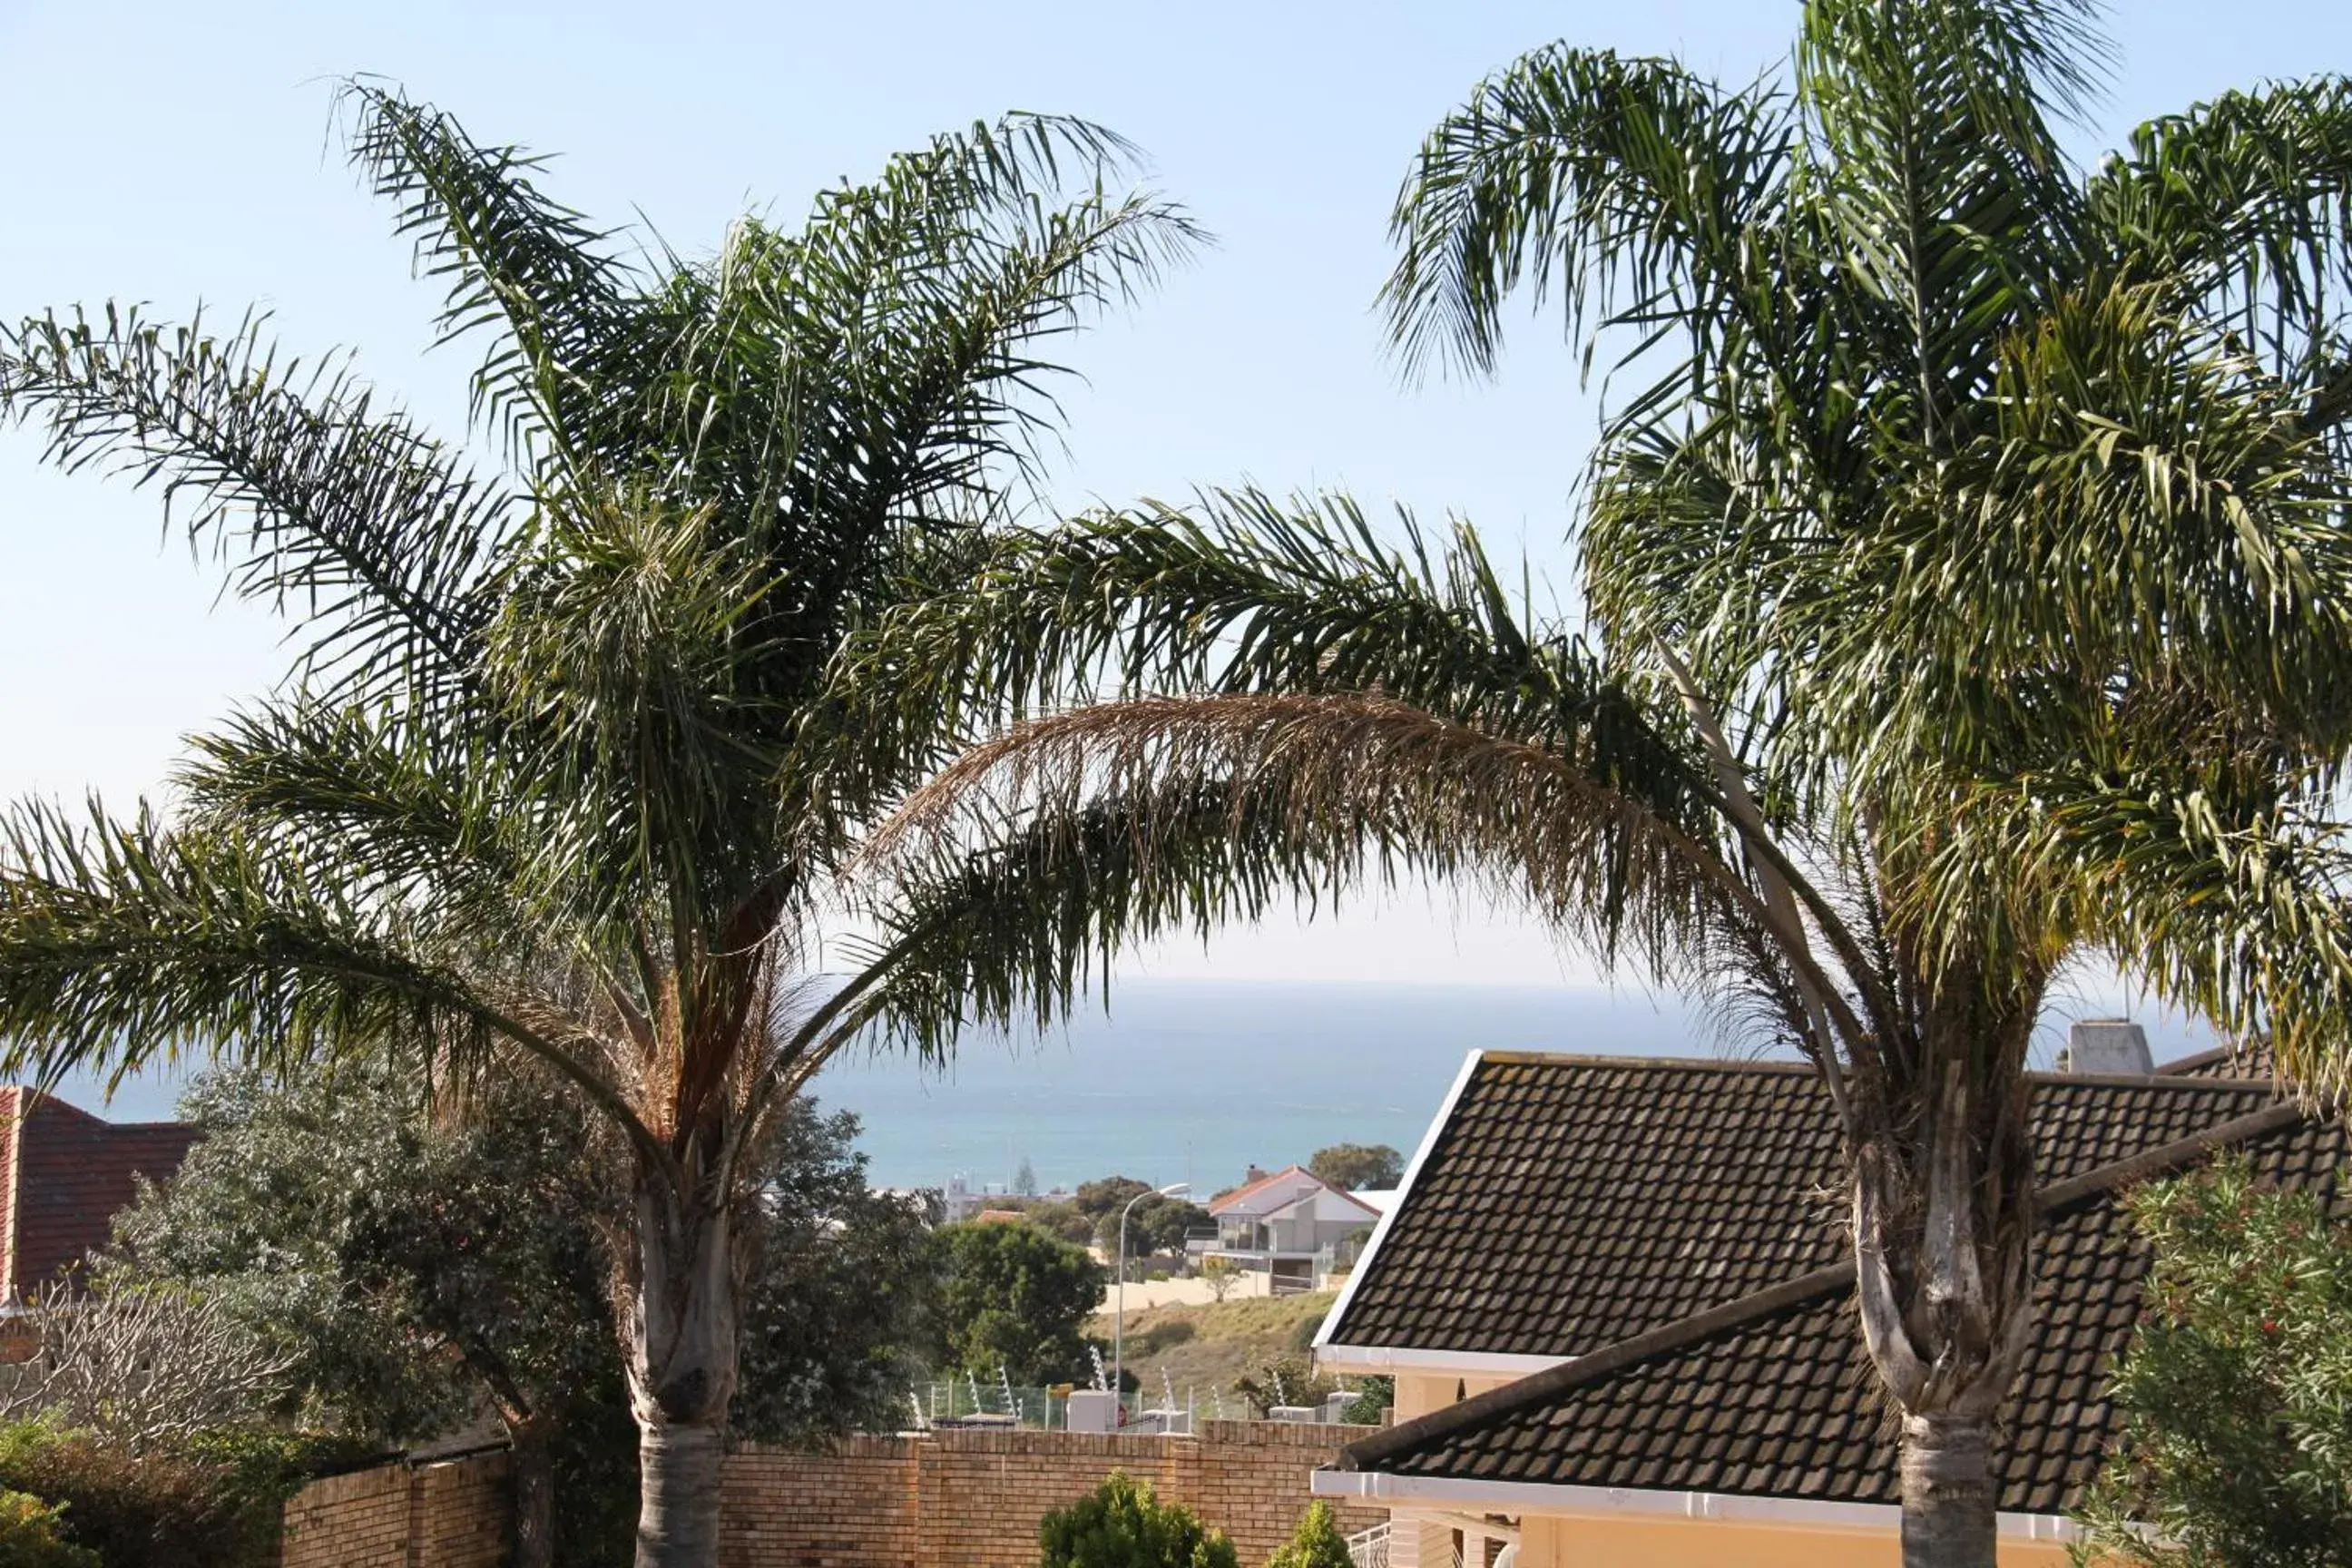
left=2066, top=1019, right=2153, bottom=1077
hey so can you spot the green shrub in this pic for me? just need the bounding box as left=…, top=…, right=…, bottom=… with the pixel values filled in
left=1266, top=1502, right=1353, bottom=1568
left=1337, top=1377, right=1392, bottom=1426
left=2072, top=1158, right=2352, bottom=1565
left=1037, top=1472, right=1238, bottom=1568
left=0, top=1422, right=358, bottom=1568
left=1128, top=1320, right=1196, bottom=1359
left=1232, top=1355, right=1334, bottom=1417
left=0, top=1490, right=100, bottom=1568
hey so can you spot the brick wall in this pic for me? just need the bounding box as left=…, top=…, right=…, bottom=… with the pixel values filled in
left=287, top=1423, right=1371, bottom=1568
left=281, top=1452, right=511, bottom=1568
left=725, top=1420, right=1381, bottom=1568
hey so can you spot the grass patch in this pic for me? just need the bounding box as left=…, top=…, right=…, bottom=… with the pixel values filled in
left=1091, top=1292, right=1338, bottom=1406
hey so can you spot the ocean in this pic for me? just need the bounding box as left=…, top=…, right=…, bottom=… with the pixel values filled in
left=46, top=979, right=2220, bottom=1194
left=808, top=980, right=1716, bottom=1192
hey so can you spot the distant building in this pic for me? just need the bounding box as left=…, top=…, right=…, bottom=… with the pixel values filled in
left=0, top=1087, right=200, bottom=1306
left=1200, top=1164, right=1379, bottom=1293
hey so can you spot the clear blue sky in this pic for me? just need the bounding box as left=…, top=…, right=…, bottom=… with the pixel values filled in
left=2, top=1, right=2340, bottom=1059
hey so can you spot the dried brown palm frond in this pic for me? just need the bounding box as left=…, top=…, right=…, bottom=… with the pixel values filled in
left=871, top=691, right=1863, bottom=1026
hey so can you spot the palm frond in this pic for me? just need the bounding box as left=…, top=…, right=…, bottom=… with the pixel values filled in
left=0, top=798, right=674, bottom=1161
left=1794, top=0, right=2107, bottom=447
left=0, top=306, right=514, bottom=706
left=340, top=80, right=630, bottom=470
left=1912, top=768, right=2352, bottom=1100
left=0, top=800, right=502, bottom=1090
left=655, top=129, right=1201, bottom=568
left=1382, top=44, right=1795, bottom=383
left=173, top=698, right=531, bottom=926
left=845, top=487, right=1668, bottom=753
left=866, top=692, right=1867, bottom=1027
left=2087, top=76, right=2352, bottom=418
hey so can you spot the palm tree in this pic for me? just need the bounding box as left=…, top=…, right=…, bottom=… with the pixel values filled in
left=855, top=6, right=2352, bottom=1563
left=0, top=85, right=1195, bottom=1568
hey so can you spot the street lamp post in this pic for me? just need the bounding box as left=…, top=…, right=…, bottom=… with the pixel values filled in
left=1114, top=1181, right=1190, bottom=1415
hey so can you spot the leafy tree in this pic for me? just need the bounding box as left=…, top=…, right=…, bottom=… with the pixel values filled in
left=1093, top=1194, right=1208, bottom=1259
left=862, top=7, right=2352, bottom=1563
left=1199, top=1257, right=1240, bottom=1304
left=1023, top=1200, right=1098, bottom=1248
left=109, top=1068, right=935, bottom=1567
left=1231, top=1355, right=1333, bottom=1418
left=109, top=1065, right=619, bottom=1567
left=1014, top=1158, right=1041, bottom=1199
left=1337, top=1377, right=1393, bottom=1426
left=930, top=1221, right=1103, bottom=1386
left=1073, top=1177, right=1154, bottom=1221
left=0, top=82, right=1191, bottom=1568
left=1036, top=1473, right=1237, bottom=1568
left=1308, top=1144, right=1401, bottom=1192
left=732, top=1107, right=939, bottom=1446
left=1267, top=1503, right=1354, bottom=1568
left=2072, top=1159, right=2352, bottom=1567
left=0, top=1424, right=347, bottom=1568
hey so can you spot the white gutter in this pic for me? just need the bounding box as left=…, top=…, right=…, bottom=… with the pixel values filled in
left=1311, top=1469, right=2079, bottom=1543
left=1313, top=1346, right=1569, bottom=1377
left=1316, top=1050, right=1483, bottom=1357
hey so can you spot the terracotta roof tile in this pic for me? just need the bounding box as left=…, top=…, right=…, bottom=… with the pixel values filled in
left=5, top=1091, right=199, bottom=1299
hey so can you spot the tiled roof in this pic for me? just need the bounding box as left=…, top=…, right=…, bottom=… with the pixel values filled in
left=1212, top=1164, right=1346, bottom=1219
left=2158, top=1040, right=2277, bottom=1081
left=1336, top=1098, right=2342, bottom=1515
left=3, top=1089, right=200, bottom=1300
left=1323, top=1054, right=2282, bottom=1357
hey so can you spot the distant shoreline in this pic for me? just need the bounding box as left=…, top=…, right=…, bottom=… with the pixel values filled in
left=43, top=977, right=2217, bottom=1192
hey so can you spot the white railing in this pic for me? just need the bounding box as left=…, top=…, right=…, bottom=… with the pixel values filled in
left=1346, top=1522, right=1475, bottom=1568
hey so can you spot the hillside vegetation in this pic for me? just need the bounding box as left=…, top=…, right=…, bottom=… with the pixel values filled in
left=1089, top=1291, right=1348, bottom=1407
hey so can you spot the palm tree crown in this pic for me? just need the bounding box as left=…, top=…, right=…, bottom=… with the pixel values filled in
left=865, top=6, right=2352, bottom=1565
left=0, top=84, right=1196, bottom=1568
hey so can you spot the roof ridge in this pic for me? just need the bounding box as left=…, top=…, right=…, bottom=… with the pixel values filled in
left=1208, top=1162, right=1313, bottom=1213
left=1477, top=1051, right=1814, bottom=1073
left=1337, top=1261, right=1856, bottom=1473
left=2036, top=1100, right=2304, bottom=1216
left=1475, top=1051, right=2284, bottom=1093
left=1338, top=1093, right=2308, bottom=1475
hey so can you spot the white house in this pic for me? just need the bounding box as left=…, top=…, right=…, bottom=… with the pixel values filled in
left=1200, top=1164, right=1380, bottom=1292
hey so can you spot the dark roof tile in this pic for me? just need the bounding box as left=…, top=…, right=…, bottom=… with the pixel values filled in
left=1328, top=1053, right=2279, bottom=1357
left=1343, top=1107, right=2346, bottom=1515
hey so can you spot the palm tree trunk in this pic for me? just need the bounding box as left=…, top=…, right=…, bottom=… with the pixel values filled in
left=1851, top=1035, right=2036, bottom=1568
left=637, top=1424, right=725, bottom=1568
left=619, top=1164, right=740, bottom=1568
left=1898, top=1414, right=1995, bottom=1568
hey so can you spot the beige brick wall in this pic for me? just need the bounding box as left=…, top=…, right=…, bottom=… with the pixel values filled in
left=282, top=1462, right=414, bottom=1568
left=286, top=1423, right=1374, bottom=1568
left=281, top=1452, right=510, bottom=1568
left=725, top=1421, right=1381, bottom=1568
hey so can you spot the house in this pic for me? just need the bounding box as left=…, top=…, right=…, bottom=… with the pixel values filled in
left=0, top=1087, right=200, bottom=1308
left=1203, top=1165, right=1381, bottom=1293
left=1308, top=1029, right=2322, bottom=1567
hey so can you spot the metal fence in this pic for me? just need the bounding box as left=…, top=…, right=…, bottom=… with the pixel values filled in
left=907, top=1374, right=1245, bottom=1432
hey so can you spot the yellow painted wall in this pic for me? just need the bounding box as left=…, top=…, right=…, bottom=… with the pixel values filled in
left=1392, top=1373, right=1513, bottom=1422
left=1514, top=1511, right=2073, bottom=1567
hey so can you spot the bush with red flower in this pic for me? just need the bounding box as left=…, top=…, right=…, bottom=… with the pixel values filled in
left=2073, top=1156, right=2352, bottom=1566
